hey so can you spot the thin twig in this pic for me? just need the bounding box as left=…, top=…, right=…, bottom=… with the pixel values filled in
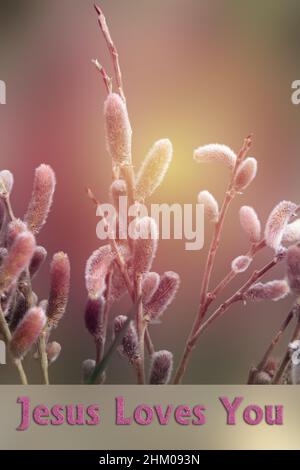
left=92, top=59, right=112, bottom=94
left=38, top=329, right=49, bottom=385
left=273, top=304, right=300, bottom=384
left=94, top=3, right=125, bottom=101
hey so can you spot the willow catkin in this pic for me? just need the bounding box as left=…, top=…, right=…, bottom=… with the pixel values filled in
left=286, top=244, right=300, bottom=295
left=244, top=280, right=290, bottom=302
left=234, top=157, right=257, bottom=191
left=46, top=341, right=61, bottom=365
left=132, top=217, right=158, bottom=275
left=231, top=255, right=252, bottom=273
left=135, top=139, right=173, bottom=202
left=144, top=271, right=180, bottom=320
left=193, top=144, right=237, bottom=169
left=81, top=359, right=96, bottom=384
left=0, top=231, right=35, bottom=292
left=239, top=206, right=261, bottom=243
left=104, top=92, right=132, bottom=165
left=10, top=307, right=46, bottom=359
left=85, top=244, right=114, bottom=298
left=0, top=170, right=13, bottom=195
left=142, top=271, right=160, bottom=304
left=24, top=164, right=56, bottom=235
left=283, top=219, right=300, bottom=245
left=149, top=350, right=173, bottom=385
left=29, top=246, right=47, bottom=279
left=197, top=190, right=219, bottom=223
left=84, top=295, right=104, bottom=341
left=113, top=315, right=139, bottom=364
left=6, top=219, right=27, bottom=247
left=46, top=252, right=70, bottom=329
left=264, top=201, right=297, bottom=252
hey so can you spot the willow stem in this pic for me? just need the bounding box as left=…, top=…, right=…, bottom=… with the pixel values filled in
left=38, top=330, right=49, bottom=385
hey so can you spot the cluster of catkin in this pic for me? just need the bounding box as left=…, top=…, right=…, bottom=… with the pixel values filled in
left=83, top=89, right=179, bottom=384
left=0, top=165, right=70, bottom=384
left=83, top=7, right=180, bottom=384
left=173, top=142, right=300, bottom=385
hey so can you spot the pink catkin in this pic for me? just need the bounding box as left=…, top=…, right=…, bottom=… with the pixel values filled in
left=24, top=164, right=56, bottom=235
left=6, top=219, right=27, bottom=247
left=197, top=190, right=219, bottom=223
left=234, top=157, right=257, bottom=191
left=193, top=143, right=237, bottom=169
left=46, top=341, right=61, bottom=365
left=113, top=315, right=139, bottom=364
left=283, top=219, right=300, bottom=245
left=231, top=255, right=252, bottom=273
left=29, top=246, right=47, bottom=279
left=0, top=170, right=14, bottom=194
left=0, top=232, right=35, bottom=291
left=239, top=206, right=261, bottom=243
left=135, top=139, right=173, bottom=202
left=85, top=244, right=114, bottom=298
left=132, top=217, right=158, bottom=275
left=10, top=307, right=46, bottom=359
left=286, top=244, right=300, bottom=295
left=144, top=271, right=180, bottom=320
left=264, top=201, right=297, bottom=252
left=142, top=271, right=160, bottom=304
left=149, top=350, right=173, bottom=385
left=81, top=359, right=96, bottom=383
left=245, top=280, right=290, bottom=302
left=84, top=295, right=104, bottom=341
left=104, top=92, right=132, bottom=165
left=46, top=252, right=70, bottom=328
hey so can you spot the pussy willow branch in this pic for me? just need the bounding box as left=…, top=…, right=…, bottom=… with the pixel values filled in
left=273, top=303, right=300, bottom=384
left=135, top=275, right=146, bottom=384
left=173, top=135, right=252, bottom=384
left=174, top=245, right=281, bottom=384
left=96, top=269, right=113, bottom=366
left=0, top=303, right=28, bottom=384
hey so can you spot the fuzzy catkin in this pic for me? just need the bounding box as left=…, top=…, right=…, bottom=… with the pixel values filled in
left=286, top=244, right=300, bottom=295
left=0, top=170, right=13, bottom=195
left=149, top=350, right=173, bottom=385
left=193, top=144, right=237, bottom=169
left=24, top=164, right=56, bottom=235
left=10, top=307, right=46, bottom=359
left=6, top=219, right=27, bottom=247
left=239, top=206, right=261, bottom=243
left=197, top=190, right=219, bottom=223
left=85, top=244, right=114, bottom=298
left=47, top=252, right=70, bottom=329
left=283, top=219, right=300, bottom=245
left=46, top=341, right=61, bottom=365
left=113, top=315, right=139, bottom=364
left=81, top=359, right=96, bottom=384
left=104, top=92, right=132, bottom=165
left=84, top=295, right=104, bottom=341
left=264, top=201, right=297, bottom=252
left=135, top=139, right=173, bottom=202
left=245, top=280, right=290, bottom=302
left=231, top=255, right=252, bottom=273
left=142, top=271, right=160, bottom=304
left=234, top=157, right=257, bottom=191
left=144, top=271, right=180, bottom=319
left=0, top=231, right=35, bottom=292
left=132, top=217, right=158, bottom=275
left=29, top=246, right=47, bottom=279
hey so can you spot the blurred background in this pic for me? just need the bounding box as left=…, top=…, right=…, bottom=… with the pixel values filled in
left=0, top=0, right=300, bottom=384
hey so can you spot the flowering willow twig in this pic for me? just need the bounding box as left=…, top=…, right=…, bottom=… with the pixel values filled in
left=173, top=135, right=253, bottom=384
